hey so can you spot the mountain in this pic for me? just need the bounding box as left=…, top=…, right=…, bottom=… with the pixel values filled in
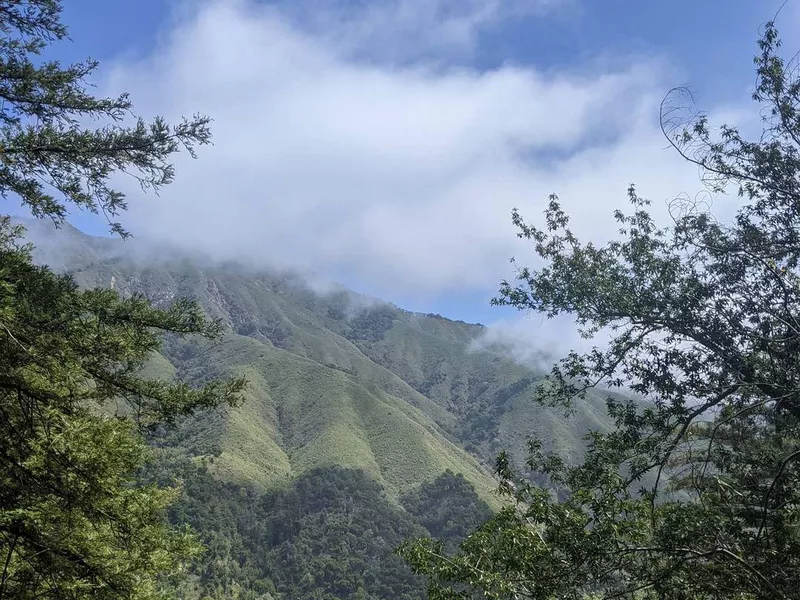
left=20, top=218, right=619, bottom=599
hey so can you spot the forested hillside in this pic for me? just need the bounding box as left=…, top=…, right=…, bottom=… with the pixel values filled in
left=144, top=458, right=489, bottom=600
left=25, top=218, right=615, bottom=478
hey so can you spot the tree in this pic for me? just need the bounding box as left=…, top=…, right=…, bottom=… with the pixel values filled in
left=0, top=0, right=210, bottom=238
left=401, top=18, right=800, bottom=600
left=0, top=2, right=245, bottom=599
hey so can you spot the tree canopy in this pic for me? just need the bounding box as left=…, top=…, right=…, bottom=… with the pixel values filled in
left=0, top=0, right=210, bottom=238
left=0, top=2, right=245, bottom=598
left=401, top=18, right=800, bottom=600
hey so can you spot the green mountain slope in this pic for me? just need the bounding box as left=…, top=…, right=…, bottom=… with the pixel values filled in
left=168, top=332, right=499, bottom=501
left=22, top=219, right=618, bottom=499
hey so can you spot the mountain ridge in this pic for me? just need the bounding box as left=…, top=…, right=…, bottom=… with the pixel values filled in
left=19, top=217, right=615, bottom=501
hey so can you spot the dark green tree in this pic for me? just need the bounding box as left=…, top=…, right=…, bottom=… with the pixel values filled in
left=401, top=470, right=493, bottom=552
left=0, top=0, right=210, bottom=238
left=401, top=19, right=800, bottom=600
left=0, top=2, right=245, bottom=598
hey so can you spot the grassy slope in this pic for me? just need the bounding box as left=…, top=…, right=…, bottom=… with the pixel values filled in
left=191, top=334, right=499, bottom=502
left=354, top=313, right=614, bottom=466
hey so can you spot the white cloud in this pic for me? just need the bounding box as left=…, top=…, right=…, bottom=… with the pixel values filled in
left=98, top=0, right=741, bottom=316
left=468, top=313, right=594, bottom=373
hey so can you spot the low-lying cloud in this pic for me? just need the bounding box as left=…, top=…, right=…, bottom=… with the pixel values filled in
left=95, top=0, right=737, bottom=312
left=468, top=312, right=614, bottom=373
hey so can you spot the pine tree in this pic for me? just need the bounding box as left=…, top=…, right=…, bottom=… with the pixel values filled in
left=0, top=2, right=245, bottom=598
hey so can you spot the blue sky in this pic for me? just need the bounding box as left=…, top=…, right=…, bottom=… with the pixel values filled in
left=27, top=0, right=792, bottom=327
left=57, top=1, right=776, bottom=70
left=56, top=0, right=777, bottom=90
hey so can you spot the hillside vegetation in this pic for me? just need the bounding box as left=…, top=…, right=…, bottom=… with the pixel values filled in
left=25, top=219, right=616, bottom=495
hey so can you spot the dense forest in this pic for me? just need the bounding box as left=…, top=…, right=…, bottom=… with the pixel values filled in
left=142, top=456, right=490, bottom=600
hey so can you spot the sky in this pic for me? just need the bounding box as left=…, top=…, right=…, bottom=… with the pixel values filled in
left=15, top=0, right=796, bottom=349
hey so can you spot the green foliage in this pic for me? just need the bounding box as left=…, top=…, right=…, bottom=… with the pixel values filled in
left=402, top=19, right=800, bottom=600
left=137, top=461, right=493, bottom=600
left=346, top=305, right=398, bottom=342
left=0, top=0, right=211, bottom=237
left=0, top=220, right=244, bottom=599
left=0, top=2, right=244, bottom=598
left=401, top=470, right=493, bottom=552
left=22, top=216, right=644, bottom=596
left=162, top=329, right=499, bottom=501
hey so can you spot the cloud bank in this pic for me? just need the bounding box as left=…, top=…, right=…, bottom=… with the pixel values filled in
left=96, top=0, right=735, bottom=341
